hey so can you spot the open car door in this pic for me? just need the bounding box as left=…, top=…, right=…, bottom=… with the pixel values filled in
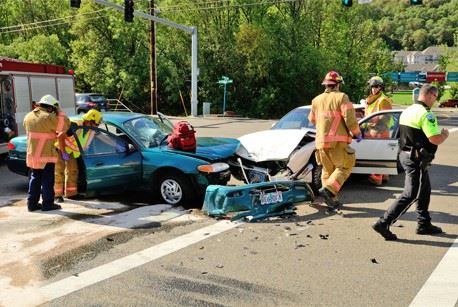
left=351, top=110, right=403, bottom=175
left=76, top=127, right=142, bottom=196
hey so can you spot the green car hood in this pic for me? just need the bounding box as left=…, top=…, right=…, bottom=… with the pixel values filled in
left=162, top=137, right=240, bottom=161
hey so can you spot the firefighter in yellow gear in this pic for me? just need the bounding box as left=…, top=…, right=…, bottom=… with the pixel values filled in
left=363, top=76, right=393, bottom=185
left=23, top=95, right=66, bottom=211
left=54, top=109, right=103, bottom=202
left=308, top=71, right=362, bottom=211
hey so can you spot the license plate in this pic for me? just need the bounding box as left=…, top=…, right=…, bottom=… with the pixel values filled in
left=260, top=191, right=283, bottom=205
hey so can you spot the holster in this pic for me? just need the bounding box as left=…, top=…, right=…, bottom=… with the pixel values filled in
left=419, top=148, right=434, bottom=170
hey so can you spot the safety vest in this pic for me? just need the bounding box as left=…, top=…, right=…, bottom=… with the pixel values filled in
left=23, top=107, right=59, bottom=169
left=308, top=89, right=360, bottom=149
left=365, top=92, right=394, bottom=129
left=399, top=102, right=440, bottom=155
left=59, top=120, right=95, bottom=158
left=365, top=92, right=392, bottom=115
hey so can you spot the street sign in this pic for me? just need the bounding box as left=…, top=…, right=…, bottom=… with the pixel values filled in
left=447, top=72, right=458, bottom=82
left=218, top=76, right=233, bottom=115
left=399, top=72, right=418, bottom=83
left=426, top=72, right=446, bottom=83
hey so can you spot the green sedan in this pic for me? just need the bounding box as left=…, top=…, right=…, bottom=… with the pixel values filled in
left=7, top=112, right=240, bottom=207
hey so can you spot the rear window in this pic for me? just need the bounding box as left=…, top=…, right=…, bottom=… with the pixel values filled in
left=88, top=95, right=106, bottom=102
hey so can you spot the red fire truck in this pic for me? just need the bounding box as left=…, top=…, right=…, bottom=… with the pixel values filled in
left=0, top=58, right=76, bottom=154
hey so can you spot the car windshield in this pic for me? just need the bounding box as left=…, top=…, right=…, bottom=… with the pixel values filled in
left=272, top=107, right=315, bottom=130
left=123, top=116, right=173, bottom=148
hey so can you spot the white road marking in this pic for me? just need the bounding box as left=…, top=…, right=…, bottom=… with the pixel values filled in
left=449, top=127, right=458, bottom=133
left=0, top=220, right=240, bottom=307
left=409, top=236, right=458, bottom=307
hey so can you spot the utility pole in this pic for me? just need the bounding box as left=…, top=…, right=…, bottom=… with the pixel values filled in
left=92, top=0, right=199, bottom=116
left=149, top=0, right=157, bottom=114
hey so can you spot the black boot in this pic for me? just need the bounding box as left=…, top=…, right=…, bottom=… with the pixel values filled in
left=416, top=223, right=443, bottom=235
left=28, top=203, right=42, bottom=212
left=319, top=187, right=338, bottom=210
left=42, top=204, right=62, bottom=211
left=372, top=220, right=397, bottom=241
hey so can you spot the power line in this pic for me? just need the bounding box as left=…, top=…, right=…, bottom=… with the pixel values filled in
left=0, top=15, right=105, bottom=34
left=0, top=8, right=109, bottom=33
left=0, top=0, right=301, bottom=34
left=159, top=0, right=302, bottom=12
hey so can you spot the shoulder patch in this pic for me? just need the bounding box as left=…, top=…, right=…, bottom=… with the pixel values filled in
left=426, top=113, right=435, bottom=123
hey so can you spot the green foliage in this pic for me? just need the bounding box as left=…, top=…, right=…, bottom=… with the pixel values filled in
left=449, top=83, right=458, bottom=100
left=0, top=0, right=455, bottom=117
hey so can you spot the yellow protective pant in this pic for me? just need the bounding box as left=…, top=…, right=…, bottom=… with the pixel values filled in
left=315, top=142, right=356, bottom=196
left=54, top=154, right=79, bottom=197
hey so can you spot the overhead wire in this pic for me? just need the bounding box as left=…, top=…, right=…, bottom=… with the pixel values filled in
left=158, top=0, right=301, bottom=11
left=0, top=8, right=110, bottom=34
left=0, top=0, right=301, bottom=34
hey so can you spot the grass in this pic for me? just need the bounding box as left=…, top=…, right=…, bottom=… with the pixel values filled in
left=390, top=90, right=451, bottom=106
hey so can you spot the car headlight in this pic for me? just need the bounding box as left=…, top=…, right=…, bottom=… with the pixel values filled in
left=197, top=162, right=230, bottom=173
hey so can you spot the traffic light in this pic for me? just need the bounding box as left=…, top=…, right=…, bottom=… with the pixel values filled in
left=410, top=0, right=422, bottom=4
left=342, top=0, right=353, bottom=7
left=70, top=0, right=81, bottom=8
left=124, top=0, right=134, bottom=22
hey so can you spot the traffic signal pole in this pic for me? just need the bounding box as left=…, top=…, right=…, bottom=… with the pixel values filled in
left=149, top=0, right=157, bottom=115
left=92, top=0, right=199, bottom=116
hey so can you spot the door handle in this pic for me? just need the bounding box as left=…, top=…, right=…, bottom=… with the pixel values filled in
left=388, top=143, right=398, bottom=148
left=95, top=162, right=104, bottom=166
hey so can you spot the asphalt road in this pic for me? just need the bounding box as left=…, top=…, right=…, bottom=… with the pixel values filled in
left=0, top=110, right=457, bottom=307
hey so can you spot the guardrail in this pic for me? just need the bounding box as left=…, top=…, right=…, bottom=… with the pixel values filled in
left=107, top=99, right=133, bottom=112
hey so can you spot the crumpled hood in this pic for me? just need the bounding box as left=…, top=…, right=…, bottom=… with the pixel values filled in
left=163, top=137, right=240, bottom=161
left=237, top=129, right=313, bottom=162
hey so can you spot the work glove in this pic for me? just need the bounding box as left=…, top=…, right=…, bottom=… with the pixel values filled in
left=355, top=134, right=363, bottom=143
left=61, top=152, right=71, bottom=161
left=116, top=143, right=126, bottom=153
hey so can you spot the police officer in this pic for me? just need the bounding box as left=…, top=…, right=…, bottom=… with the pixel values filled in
left=308, top=71, right=362, bottom=211
left=23, top=95, right=64, bottom=211
left=372, top=84, right=449, bottom=240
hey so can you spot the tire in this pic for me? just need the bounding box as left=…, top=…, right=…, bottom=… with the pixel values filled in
left=155, top=171, right=193, bottom=208
left=310, top=162, right=322, bottom=194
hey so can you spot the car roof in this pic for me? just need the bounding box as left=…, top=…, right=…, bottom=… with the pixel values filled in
left=70, top=112, right=147, bottom=124
left=75, top=93, right=105, bottom=96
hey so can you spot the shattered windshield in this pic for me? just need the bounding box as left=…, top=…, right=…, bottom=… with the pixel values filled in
left=124, top=116, right=173, bottom=148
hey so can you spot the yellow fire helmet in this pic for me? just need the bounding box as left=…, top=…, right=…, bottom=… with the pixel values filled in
left=38, top=94, right=59, bottom=108
left=82, top=109, right=103, bottom=125
left=368, top=76, right=384, bottom=87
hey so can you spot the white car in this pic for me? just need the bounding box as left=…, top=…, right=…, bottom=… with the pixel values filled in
left=229, top=105, right=402, bottom=191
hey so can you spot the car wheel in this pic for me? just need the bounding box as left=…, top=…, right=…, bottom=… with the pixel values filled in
left=156, top=171, right=193, bottom=207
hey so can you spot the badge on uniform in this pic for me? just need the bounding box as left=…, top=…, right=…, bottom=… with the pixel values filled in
left=426, top=113, right=435, bottom=124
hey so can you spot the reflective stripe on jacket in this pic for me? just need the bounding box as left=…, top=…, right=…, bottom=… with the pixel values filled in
left=365, top=92, right=392, bottom=115
left=59, top=120, right=95, bottom=158
left=23, top=107, right=59, bottom=169
left=365, top=92, right=394, bottom=130
left=308, top=89, right=360, bottom=149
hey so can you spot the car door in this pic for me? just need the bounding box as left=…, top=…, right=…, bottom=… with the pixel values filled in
left=75, top=127, right=142, bottom=196
left=351, top=110, right=402, bottom=175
